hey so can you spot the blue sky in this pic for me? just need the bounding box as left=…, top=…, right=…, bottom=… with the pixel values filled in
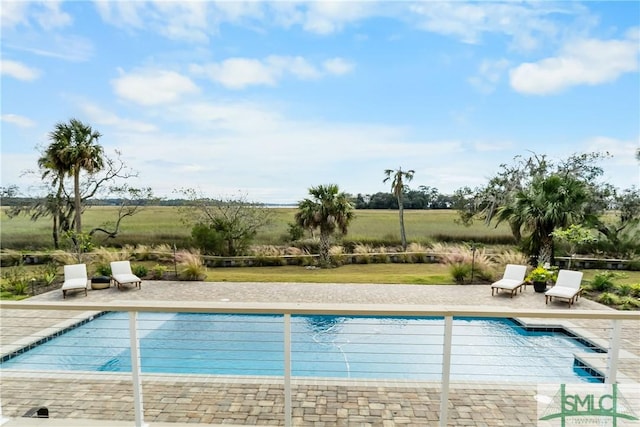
left=1, top=1, right=639, bottom=204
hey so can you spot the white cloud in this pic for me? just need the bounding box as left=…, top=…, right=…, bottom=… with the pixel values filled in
left=33, top=1, right=72, bottom=30
left=408, top=1, right=569, bottom=51
left=191, top=58, right=277, bottom=89
left=510, top=36, right=639, bottom=95
left=0, top=1, right=29, bottom=29
left=468, top=58, right=510, bottom=94
left=191, top=55, right=353, bottom=89
left=585, top=136, right=639, bottom=167
left=301, top=2, right=375, bottom=35
left=93, top=1, right=145, bottom=30
left=1, top=1, right=71, bottom=30
left=323, top=58, right=355, bottom=75
left=112, top=69, right=200, bottom=106
left=79, top=102, right=157, bottom=133
left=1, top=114, right=36, bottom=128
left=0, top=59, right=41, bottom=81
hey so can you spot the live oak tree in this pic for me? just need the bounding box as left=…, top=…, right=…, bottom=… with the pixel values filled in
left=177, top=189, right=273, bottom=256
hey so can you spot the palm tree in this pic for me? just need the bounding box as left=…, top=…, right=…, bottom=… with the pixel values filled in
left=38, top=138, right=70, bottom=249
left=295, top=184, right=355, bottom=267
left=495, top=174, right=591, bottom=266
left=383, top=167, right=414, bottom=250
left=49, top=118, right=104, bottom=235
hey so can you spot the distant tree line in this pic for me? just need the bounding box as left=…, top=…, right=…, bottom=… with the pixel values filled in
left=354, top=186, right=454, bottom=210
left=2, top=190, right=455, bottom=210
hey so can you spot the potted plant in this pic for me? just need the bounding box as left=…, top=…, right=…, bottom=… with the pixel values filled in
left=526, top=265, right=555, bottom=293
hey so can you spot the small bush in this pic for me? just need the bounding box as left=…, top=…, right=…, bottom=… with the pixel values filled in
left=94, top=263, right=111, bottom=277
left=132, top=264, right=148, bottom=278
left=150, top=264, right=167, bottom=279
left=589, top=271, right=623, bottom=292
left=372, top=253, right=391, bottom=264
left=614, top=283, right=632, bottom=297
left=287, top=222, right=305, bottom=241
left=35, top=263, right=59, bottom=285
left=618, top=296, right=640, bottom=310
left=354, top=253, right=371, bottom=264
left=597, top=292, right=621, bottom=306
left=449, top=262, right=471, bottom=284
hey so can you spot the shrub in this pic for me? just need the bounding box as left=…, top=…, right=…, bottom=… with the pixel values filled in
left=191, top=223, right=225, bottom=255
left=354, top=253, right=371, bottom=264
left=372, top=253, right=391, bottom=264
left=150, top=264, right=167, bottom=279
left=597, top=292, right=621, bottom=306
left=618, top=296, right=640, bottom=310
left=132, top=264, right=148, bottom=278
left=589, top=271, right=623, bottom=292
left=629, top=283, right=640, bottom=298
left=94, top=263, right=111, bottom=277
left=1, top=265, right=29, bottom=295
left=526, top=266, right=555, bottom=283
left=287, top=222, right=305, bottom=241
left=449, top=262, right=471, bottom=284
left=35, top=263, right=59, bottom=285
left=614, top=283, right=632, bottom=297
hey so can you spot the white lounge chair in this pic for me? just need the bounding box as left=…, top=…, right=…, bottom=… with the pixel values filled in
left=545, top=270, right=584, bottom=308
left=110, top=260, right=142, bottom=290
left=61, top=263, right=88, bottom=299
left=491, top=264, right=528, bottom=298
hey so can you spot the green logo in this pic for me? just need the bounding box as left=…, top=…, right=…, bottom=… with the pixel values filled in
left=539, top=384, right=638, bottom=426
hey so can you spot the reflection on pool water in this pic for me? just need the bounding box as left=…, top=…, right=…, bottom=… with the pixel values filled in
left=1, top=312, right=602, bottom=383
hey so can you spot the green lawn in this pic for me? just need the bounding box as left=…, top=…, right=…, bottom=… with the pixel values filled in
left=204, top=263, right=454, bottom=285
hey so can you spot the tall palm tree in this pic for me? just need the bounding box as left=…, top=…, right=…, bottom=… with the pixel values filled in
left=295, top=184, right=354, bottom=267
left=38, top=138, right=70, bottom=249
left=49, top=118, right=104, bottom=235
left=383, top=167, right=414, bottom=250
left=495, top=174, right=591, bottom=266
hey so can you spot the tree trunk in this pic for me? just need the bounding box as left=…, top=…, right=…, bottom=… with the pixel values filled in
left=319, top=231, right=331, bottom=267
left=539, top=237, right=553, bottom=266
left=399, top=201, right=407, bottom=251
left=52, top=215, right=59, bottom=250
left=73, top=170, right=82, bottom=234
left=509, top=220, right=522, bottom=244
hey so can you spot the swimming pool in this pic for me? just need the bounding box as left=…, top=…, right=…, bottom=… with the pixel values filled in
left=1, top=312, right=601, bottom=383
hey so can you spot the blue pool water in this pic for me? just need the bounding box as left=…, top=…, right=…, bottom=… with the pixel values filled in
left=1, top=312, right=601, bottom=383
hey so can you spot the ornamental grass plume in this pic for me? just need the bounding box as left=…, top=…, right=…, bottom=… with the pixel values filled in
left=176, top=249, right=207, bottom=281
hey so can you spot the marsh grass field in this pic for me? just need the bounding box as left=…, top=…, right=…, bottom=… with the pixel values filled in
left=1, top=206, right=515, bottom=250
